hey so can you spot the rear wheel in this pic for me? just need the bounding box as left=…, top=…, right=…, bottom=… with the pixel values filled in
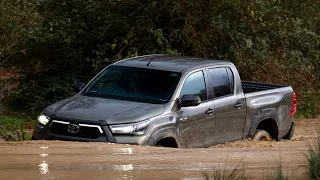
left=253, top=129, right=272, bottom=141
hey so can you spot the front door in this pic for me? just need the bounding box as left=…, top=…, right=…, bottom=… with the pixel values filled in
left=178, top=70, right=216, bottom=148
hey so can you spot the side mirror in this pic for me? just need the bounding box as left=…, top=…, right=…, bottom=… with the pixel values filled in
left=71, top=82, right=85, bottom=93
left=180, top=94, right=201, bottom=107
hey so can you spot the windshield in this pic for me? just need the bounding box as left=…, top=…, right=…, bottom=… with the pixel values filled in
left=83, top=65, right=181, bottom=103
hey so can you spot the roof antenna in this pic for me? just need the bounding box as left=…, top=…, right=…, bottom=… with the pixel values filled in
left=146, top=54, right=154, bottom=66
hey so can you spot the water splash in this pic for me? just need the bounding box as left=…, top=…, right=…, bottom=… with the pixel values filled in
left=113, top=164, right=134, bottom=171
left=113, top=148, right=134, bottom=155
left=39, top=161, right=49, bottom=174
left=40, top=153, right=48, bottom=157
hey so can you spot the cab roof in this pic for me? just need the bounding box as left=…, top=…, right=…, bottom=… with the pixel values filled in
left=114, top=54, right=231, bottom=72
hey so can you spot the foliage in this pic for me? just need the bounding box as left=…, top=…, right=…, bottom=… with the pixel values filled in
left=0, top=115, right=34, bottom=141
left=270, top=163, right=289, bottom=180
left=1, top=0, right=320, bottom=116
left=307, top=131, right=320, bottom=179
left=5, top=73, right=78, bottom=115
left=202, top=157, right=246, bottom=180
left=296, top=92, right=320, bottom=118
left=0, top=0, right=41, bottom=66
left=202, top=168, right=247, bottom=180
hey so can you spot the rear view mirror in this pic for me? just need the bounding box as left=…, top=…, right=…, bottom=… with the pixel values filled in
left=71, top=82, right=85, bottom=93
left=180, top=94, right=201, bottom=107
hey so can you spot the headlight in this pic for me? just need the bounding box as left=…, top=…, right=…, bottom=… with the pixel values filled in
left=110, top=119, right=150, bottom=135
left=38, top=113, right=50, bottom=125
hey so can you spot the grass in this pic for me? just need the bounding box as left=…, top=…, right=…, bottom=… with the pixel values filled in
left=200, top=159, right=299, bottom=180
left=0, top=115, right=35, bottom=141
left=306, top=131, right=320, bottom=179
left=201, top=162, right=294, bottom=180
left=201, top=169, right=247, bottom=180
left=270, top=164, right=289, bottom=180
left=201, top=157, right=247, bottom=180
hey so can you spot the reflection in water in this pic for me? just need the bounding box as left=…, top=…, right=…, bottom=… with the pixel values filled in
left=39, top=161, right=49, bottom=174
left=121, top=174, right=134, bottom=180
left=113, top=164, right=134, bottom=171
left=39, top=145, right=49, bottom=176
left=113, top=148, right=134, bottom=155
left=40, top=153, right=48, bottom=157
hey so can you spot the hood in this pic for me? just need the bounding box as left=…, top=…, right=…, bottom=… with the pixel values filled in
left=44, top=95, right=165, bottom=125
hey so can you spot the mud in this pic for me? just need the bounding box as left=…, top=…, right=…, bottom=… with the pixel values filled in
left=0, top=119, right=318, bottom=180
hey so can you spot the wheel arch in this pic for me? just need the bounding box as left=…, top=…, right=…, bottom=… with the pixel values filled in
left=250, top=118, right=280, bottom=141
left=147, top=127, right=180, bottom=148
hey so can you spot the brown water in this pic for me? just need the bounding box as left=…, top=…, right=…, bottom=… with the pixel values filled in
left=0, top=119, right=317, bottom=180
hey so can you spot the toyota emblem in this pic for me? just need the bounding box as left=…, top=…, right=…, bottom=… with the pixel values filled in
left=68, top=124, right=80, bottom=134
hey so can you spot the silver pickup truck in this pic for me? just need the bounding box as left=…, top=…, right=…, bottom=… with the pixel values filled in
left=32, top=54, right=297, bottom=148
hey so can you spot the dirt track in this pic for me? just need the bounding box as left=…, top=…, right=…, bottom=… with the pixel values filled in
left=0, top=119, right=318, bottom=180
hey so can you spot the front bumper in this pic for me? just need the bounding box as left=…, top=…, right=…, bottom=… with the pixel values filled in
left=32, top=120, right=151, bottom=145
left=32, top=123, right=114, bottom=142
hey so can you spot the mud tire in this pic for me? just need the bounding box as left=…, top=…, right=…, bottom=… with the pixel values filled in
left=253, top=129, right=272, bottom=141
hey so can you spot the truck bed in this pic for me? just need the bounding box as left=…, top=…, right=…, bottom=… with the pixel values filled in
left=242, top=81, right=287, bottom=94
left=241, top=80, right=294, bottom=140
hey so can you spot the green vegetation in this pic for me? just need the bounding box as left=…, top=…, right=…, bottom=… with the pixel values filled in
left=0, top=0, right=320, bottom=117
left=296, top=92, right=320, bottom=119
left=0, top=115, right=35, bottom=141
left=201, top=162, right=294, bottom=180
left=201, top=168, right=247, bottom=180
left=202, top=158, right=247, bottom=180
left=306, top=134, right=320, bottom=179
left=270, top=165, right=289, bottom=180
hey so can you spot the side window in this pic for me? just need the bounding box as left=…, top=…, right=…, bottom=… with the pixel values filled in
left=226, top=68, right=234, bottom=94
left=208, top=68, right=232, bottom=98
left=180, top=71, right=207, bottom=101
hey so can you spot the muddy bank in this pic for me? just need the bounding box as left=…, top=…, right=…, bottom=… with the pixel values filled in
left=0, top=119, right=318, bottom=180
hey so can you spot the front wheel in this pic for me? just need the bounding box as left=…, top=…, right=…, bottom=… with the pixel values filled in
left=253, top=129, right=272, bottom=141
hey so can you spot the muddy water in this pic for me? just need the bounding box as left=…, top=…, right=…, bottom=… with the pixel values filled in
left=0, top=119, right=317, bottom=180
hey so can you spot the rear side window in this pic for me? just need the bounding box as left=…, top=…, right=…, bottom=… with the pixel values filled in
left=208, top=68, right=233, bottom=98
left=180, top=71, right=207, bottom=101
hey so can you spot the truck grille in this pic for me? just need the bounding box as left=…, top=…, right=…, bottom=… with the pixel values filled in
left=49, top=120, right=103, bottom=139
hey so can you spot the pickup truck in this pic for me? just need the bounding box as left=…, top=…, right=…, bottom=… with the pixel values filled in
left=32, top=54, right=297, bottom=148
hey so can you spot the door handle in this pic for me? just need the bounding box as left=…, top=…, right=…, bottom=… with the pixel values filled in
left=234, top=102, right=243, bottom=109
left=205, top=108, right=215, bottom=115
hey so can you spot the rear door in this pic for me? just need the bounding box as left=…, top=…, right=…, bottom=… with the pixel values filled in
left=178, top=70, right=216, bottom=148
left=207, top=67, right=246, bottom=144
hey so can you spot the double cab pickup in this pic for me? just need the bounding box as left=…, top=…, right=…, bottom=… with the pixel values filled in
left=32, top=54, right=296, bottom=148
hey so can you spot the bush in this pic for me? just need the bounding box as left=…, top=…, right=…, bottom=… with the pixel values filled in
left=4, top=73, right=78, bottom=115
left=296, top=92, right=320, bottom=118
left=0, top=0, right=41, bottom=66
left=1, top=0, right=320, bottom=117
left=0, top=115, right=35, bottom=141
